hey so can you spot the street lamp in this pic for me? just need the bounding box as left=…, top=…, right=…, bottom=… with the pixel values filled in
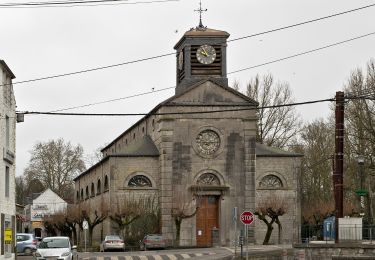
left=357, top=155, right=366, bottom=217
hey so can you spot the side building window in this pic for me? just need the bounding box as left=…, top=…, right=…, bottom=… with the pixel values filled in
left=259, top=174, right=283, bottom=188
left=5, top=166, right=10, bottom=197
left=128, top=175, right=152, bottom=188
left=97, top=179, right=101, bottom=194
left=91, top=183, right=95, bottom=197
left=104, top=175, right=109, bottom=191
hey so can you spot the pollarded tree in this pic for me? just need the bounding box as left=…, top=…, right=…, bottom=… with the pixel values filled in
left=24, top=138, right=86, bottom=200
left=245, top=74, right=302, bottom=148
left=171, top=189, right=199, bottom=247
left=79, top=203, right=108, bottom=247
left=254, top=196, right=287, bottom=245
left=109, top=195, right=158, bottom=240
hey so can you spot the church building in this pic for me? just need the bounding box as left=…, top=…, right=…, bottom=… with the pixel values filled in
left=74, top=23, right=302, bottom=247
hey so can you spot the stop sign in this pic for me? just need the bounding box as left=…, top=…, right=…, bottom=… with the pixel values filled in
left=240, top=211, right=254, bottom=225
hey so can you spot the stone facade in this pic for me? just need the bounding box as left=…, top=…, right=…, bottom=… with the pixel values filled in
left=0, top=60, right=16, bottom=260
left=255, top=144, right=302, bottom=244
left=73, top=26, right=302, bottom=248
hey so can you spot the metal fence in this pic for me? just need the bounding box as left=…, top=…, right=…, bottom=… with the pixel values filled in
left=301, top=224, right=375, bottom=243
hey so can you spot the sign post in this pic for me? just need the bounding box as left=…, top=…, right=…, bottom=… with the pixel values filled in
left=240, top=211, right=255, bottom=260
left=233, top=207, right=238, bottom=256
left=83, top=220, right=88, bottom=252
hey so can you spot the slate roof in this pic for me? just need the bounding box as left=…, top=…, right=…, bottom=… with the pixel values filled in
left=256, top=142, right=303, bottom=157
left=116, top=135, right=159, bottom=157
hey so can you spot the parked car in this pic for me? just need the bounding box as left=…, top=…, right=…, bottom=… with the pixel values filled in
left=16, top=233, right=37, bottom=255
left=140, top=234, right=166, bottom=250
left=100, top=235, right=125, bottom=252
left=33, top=236, right=77, bottom=260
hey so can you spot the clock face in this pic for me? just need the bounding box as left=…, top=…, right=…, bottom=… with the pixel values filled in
left=196, top=44, right=216, bottom=65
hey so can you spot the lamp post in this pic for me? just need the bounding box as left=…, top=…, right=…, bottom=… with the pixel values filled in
left=357, top=155, right=366, bottom=217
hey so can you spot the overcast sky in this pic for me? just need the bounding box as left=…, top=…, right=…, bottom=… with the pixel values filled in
left=1, top=0, right=374, bottom=176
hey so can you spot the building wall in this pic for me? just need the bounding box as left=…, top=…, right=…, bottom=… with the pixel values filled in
left=0, top=61, right=16, bottom=260
left=255, top=156, right=302, bottom=244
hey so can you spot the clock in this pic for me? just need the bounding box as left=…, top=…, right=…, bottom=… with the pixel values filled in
left=178, top=50, right=184, bottom=70
left=196, top=44, right=216, bottom=65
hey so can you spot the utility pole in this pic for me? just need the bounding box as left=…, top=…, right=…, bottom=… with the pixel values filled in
left=333, top=91, right=344, bottom=243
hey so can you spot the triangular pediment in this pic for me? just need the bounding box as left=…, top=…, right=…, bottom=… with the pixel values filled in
left=164, top=79, right=258, bottom=106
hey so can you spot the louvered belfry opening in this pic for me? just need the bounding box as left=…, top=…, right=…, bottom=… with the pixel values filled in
left=191, top=45, right=222, bottom=76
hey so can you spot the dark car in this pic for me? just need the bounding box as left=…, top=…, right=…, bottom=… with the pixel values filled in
left=140, top=234, right=166, bottom=250
left=16, top=233, right=37, bottom=255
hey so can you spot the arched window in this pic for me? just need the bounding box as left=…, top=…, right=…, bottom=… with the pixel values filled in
left=128, top=175, right=152, bottom=187
left=85, top=186, right=89, bottom=199
left=259, top=174, right=283, bottom=188
left=76, top=191, right=79, bottom=203
left=197, top=173, right=220, bottom=185
left=80, top=189, right=84, bottom=201
left=97, top=179, right=101, bottom=194
left=91, top=183, right=95, bottom=197
left=104, top=175, right=109, bottom=191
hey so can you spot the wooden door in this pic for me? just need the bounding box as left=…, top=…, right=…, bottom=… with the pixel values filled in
left=196, top=196, right=219, bottom=247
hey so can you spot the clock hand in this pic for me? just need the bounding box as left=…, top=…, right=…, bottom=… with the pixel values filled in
left=200, top=50, right=208, bottom=57
left=203, top=48, right=209, bottom=56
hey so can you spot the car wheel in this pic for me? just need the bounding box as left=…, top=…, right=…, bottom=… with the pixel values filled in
left=24, top=248, right=32, bottom=255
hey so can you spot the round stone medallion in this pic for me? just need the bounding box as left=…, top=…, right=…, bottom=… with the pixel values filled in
left=195, top=130, right=220, bottom=156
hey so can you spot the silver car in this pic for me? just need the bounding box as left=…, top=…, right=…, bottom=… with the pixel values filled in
left=33, top=236, right=77, bottom=260
left=100, top=235, right=125, bottom=252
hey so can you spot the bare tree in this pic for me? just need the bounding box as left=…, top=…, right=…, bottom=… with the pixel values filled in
left=343, top=60, right=375, bottom=223
left=110, top=195, right=155, bottom=239
left=298, top=119, right=335, bottom=206
left=254, top=196, right=287, bottom=245
left=245, top=74, right=301, bottom=148
left=171, top=189, right=199, bottom=246
left=24, top=138, right=86, bottom=200
left=79, top=203, right=108, bottom=247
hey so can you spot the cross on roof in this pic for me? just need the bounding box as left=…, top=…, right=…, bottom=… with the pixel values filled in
left=194, top=0, right=207, bottom=29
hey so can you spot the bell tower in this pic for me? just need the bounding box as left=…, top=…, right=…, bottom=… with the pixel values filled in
left=174, top=6, right=229, bottom=94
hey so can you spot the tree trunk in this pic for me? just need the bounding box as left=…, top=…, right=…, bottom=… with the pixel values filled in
left=263, top=224, right=273, bottom=245
left=175, top=217, right=182, bottom=247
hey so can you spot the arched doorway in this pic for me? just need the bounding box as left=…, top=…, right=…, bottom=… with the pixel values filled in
left=192, top=172, right=227, bottom=247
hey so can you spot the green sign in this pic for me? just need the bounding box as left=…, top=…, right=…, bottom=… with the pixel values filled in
left=355, top=189, right=368, bottom=196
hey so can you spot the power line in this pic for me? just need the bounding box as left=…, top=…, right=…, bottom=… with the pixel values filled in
left=228, top=3, right=375, bottom=43
left=3, top=3, right=374, bottom=87
left=0, top=0, right=179, bottom=8
left=228, top=31, right=375, bottom=75
left=48, top=31, right=375, bottom=113
left=49, top=86, right=175, bottom=112
left=17, top=97, right=335, bottom=117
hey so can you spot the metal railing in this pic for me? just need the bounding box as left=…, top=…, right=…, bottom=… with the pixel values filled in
left=301, top=224, right=375, bottom=243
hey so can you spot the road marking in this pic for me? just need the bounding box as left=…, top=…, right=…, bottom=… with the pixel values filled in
left=180, top=254, right=190, bottom=258
left=166, top=255, right=177, bottom=260
left=154, top=255, right=163, bottom=260
left=124, top=256, right=133, bottom=260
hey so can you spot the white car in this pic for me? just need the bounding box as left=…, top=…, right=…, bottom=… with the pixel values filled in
left=33, top=236, right=77, bottom=260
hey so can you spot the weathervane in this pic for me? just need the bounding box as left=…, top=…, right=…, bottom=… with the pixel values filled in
left=194, top=0, right=207, bottom=29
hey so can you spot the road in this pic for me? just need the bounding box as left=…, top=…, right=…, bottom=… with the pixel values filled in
left=16, top=247, right=233, bottom=260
